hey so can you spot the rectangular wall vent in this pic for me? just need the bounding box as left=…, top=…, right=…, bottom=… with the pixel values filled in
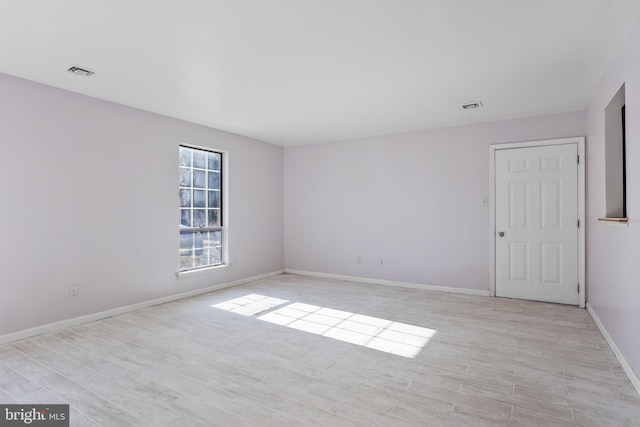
left=67, top=66, right=95, bottom=77
left=461, top=101, right=483, bottom=110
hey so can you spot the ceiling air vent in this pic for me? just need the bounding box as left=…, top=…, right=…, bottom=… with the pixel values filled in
left=67, top=66, right=95, bottom=77
left=461, top=101, right=483, bottom=110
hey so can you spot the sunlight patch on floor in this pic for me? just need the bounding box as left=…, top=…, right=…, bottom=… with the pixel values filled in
left=212, top=294, right=436, bottom=358
left=210, top=293, right=289, bottom=316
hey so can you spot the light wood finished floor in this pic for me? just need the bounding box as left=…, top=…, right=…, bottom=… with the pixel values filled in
left=1, top=274, right=639, bottom=426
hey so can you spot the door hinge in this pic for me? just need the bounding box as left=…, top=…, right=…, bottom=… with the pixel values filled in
left=577, top=219, right=580, bottom=228
left=577, top=155, right=580, bottom=164
left=577, top=283, right=580, bottom=293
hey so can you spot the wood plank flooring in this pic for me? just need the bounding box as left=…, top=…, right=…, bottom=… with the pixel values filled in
left=1, top=273, right=638, bottom=426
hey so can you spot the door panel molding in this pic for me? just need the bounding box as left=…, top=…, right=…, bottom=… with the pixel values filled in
left=490, top=137, right=585, bottom=307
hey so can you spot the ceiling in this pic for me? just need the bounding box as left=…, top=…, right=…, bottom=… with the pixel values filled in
left=1, top=1, right=639, bottom=146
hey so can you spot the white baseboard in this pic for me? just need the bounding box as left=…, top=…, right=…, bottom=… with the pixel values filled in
left=586, top=303, right=640, bottom=396
left=284, top=269, right=490, bottom=297
left=0, top=269, right=284, bottom=345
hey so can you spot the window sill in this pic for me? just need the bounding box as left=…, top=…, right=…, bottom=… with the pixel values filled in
left=598, top=217, right=629, bottom=224
left=176, top=264, right=230, bottom=279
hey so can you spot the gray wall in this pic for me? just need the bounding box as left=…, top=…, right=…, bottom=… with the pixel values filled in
left=284, top=111, right=585, bottom=290
left=585, top=18, right=640, bottom=377
left=0, top=73, right=284, bottom=335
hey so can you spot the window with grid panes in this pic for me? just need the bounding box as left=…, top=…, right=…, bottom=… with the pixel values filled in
left=179, top=145, right=224, bottom=271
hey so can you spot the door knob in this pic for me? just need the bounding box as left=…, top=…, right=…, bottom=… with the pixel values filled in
left=498, top=231, right=505, bottom=237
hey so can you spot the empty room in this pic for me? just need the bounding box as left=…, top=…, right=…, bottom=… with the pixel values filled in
left=1, top=1, right=640, bottom=426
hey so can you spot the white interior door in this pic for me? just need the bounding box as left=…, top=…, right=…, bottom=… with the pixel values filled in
left=495, top=143, right=578, bottom=305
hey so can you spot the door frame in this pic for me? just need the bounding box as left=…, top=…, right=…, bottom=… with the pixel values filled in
left=489, top=137, right=586, bottom=308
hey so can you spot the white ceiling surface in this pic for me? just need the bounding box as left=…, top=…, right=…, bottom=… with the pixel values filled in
left=0, top=1, right=639, bottom=146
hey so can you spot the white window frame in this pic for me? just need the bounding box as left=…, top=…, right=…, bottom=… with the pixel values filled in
left=176, top=144, right=229, bottom=277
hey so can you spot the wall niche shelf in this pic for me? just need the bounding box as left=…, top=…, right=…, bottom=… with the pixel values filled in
left=598, top=217, right=629, bottom=223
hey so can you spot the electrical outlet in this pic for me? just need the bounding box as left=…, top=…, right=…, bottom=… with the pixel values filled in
left=69, top=284, right=79, bottom=297
left=356, top=256, right=362, bottom=264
